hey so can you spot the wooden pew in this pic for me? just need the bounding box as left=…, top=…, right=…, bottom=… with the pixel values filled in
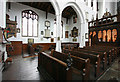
left=97, top=46, right=119, bottom=58
left=71, top=48, right=107, bottom=70
left=28, top=44, right=35, bottom=56
left=51, top=50, right=90, bottom=81
left=85, top=46, right=116, bottom=59
left=81, top=46, right=115, bottom=65
left=38, top=52, right=72, bottom=80
left=63, top=49, right=100, bottom=77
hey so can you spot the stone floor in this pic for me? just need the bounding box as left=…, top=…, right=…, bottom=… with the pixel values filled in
left=97, top=57, right=120, bottom=82
left=2, top=55, right=43, bottom=80
left=2, top=53, right=120, bottom=81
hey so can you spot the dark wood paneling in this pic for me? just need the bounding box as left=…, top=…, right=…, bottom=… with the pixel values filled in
left=85, top=41, right=89, bottom=47
left=22, top=43, right=56, bottom=54
left=6, top=41, right=22, bottom=55
left=22, top=44, right=28, bottom=54
left=88, top=14, right=120, bottom=47
left=11, top=41, right=22, bottom=55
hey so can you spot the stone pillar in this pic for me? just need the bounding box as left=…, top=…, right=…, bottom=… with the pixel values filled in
left=0, top=0, right=6, bottom=81
left=55, top=14, right=62, bottom=52
left=93, top=0, right=97, bottom=19
left=0, top=0, right=7, bottom=61
left=88, top=0, right=91, bottom=7
left=78, top=22, right=86, bottom=48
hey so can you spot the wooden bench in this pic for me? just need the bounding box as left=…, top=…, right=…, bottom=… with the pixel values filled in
left=62, top=43, right=78, bottom=51
left=38, top=52, right=72, bottom=80
left=28, top=44, right=35, bottom=56
left=70, top=48, right=107, bottom=70
left=85, top=46, right=117, bottom=58
left=63, top=49, right=100, bottom=77
left=82, top=46, right=116, bottom=64
left=96, top=46, right=119, bottom=58
left=51, top=50, right=90, bottom=81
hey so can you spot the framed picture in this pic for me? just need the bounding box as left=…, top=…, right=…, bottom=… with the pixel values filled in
left=44, top=29, right=50, bottom=37
left=58, top=37, right=60, bottom=41
left=71, top=27, right=78, bottom=37
left=51, top=38, right=54, bottom=42
left=17, top=28, right=20, bottom=33
left=41, top=31, right=43, bottom=35
left=85, top=33, right=88, bottom=39
left=28, top=38, right=34, bottom=44
left=51, top=32, right=53, bottom=35
left=45, top=21, right=50, bottom=27
left=73, top=38, right=77, bottom=42
left=65, top=31, right=69, bottom=38
left=73, top=15, right=77, bottom=23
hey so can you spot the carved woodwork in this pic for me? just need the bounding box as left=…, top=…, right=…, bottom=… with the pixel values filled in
left=5, top=14, right=18, bottom=39
left=38, top=52, right=72, bottom=80
left=88, top=14, right=120, bottom=47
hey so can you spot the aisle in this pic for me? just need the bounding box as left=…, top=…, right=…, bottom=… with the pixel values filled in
left=2, top=55, right=43, bottom=80
left=97, top=57, right=120, bottom=81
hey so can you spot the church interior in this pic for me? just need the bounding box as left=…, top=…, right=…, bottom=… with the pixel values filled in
left=0, top=0, right=120, bottom=81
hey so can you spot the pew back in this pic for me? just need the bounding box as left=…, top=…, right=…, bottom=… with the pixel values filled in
left=38, top=52, right=72, bottom=80
left=51, top=50, right=90, bottom=80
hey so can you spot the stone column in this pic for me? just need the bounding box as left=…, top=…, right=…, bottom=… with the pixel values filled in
left=55, top=14, right=62, bottom=52
left=0, top=0, right=7, bottom=60
left=0, top=0, right=6, bottom=81
left=88, top=0, right=91, bottom=7
left=78, top=22, right=86, bottom=48
left=93, top=0, right=97, bottom=19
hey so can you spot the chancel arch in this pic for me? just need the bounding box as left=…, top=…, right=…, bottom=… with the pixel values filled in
left=60, top=2, right=86, bottom=48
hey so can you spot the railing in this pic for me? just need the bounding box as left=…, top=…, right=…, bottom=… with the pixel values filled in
left=88, top=14, right=120, bottom=28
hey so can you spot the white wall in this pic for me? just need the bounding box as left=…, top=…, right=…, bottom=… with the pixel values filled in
left=105, top=2, right=117, bottom=15
left=5, top=0, right=98, bottom=49
left=6, top=2, right=69, bottom=43
left=0, top=0, right=7, bottom=61
left=0, top=0, right=7, bottom=82
left=98, top=1, right=105, bottom=19
left=6, top=2, right=93, bottom=44
left=98, top=0, right=117, bottom=19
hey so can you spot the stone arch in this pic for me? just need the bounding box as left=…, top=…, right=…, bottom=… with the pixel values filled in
left=60, top=2, right=85, bottom=24
left=60, top=2, right=86, bottom=47
left=49, top=0, right=60, bottom=16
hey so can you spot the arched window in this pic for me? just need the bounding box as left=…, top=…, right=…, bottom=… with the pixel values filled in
left=112, top=29, right=117, bottom=42
left=22, top=10, right=38, bottom=37
left=103, top=30, right=106, bottom=42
